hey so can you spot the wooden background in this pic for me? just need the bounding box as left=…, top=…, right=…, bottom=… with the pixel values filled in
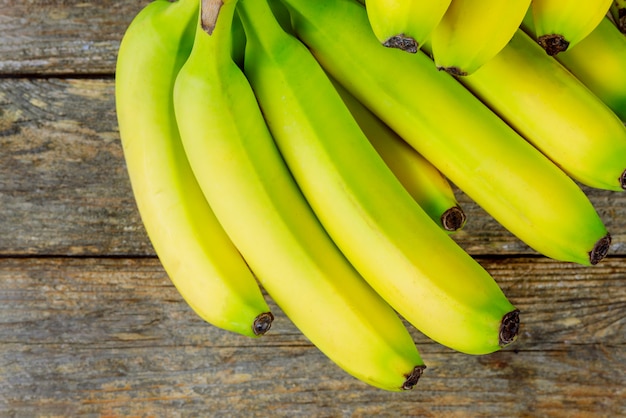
left=1, top=1, right=625, bottom=416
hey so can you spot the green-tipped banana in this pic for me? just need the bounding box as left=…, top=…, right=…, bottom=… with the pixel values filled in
left=115, top=0, right=273, bottom=337
left=428, top=0, right=531, bottom=75
left=539, top=17, right=626, bottom=122
left=280, top=0, right=611, bottom=266
left=240, top=0, right=518, bottom=355
left=610, top=0, right=626, bottom=33
left=453, top=28, right=626, bottom=192
left=525, top=0, right=613, bottom=55
left=364, top=0, right=451, bottom=53
left=174, top=0, right=425, bottom=391
left=331, top=79, right=466, bottom=232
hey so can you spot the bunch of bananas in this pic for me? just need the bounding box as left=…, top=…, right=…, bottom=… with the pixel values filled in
left=115, top=0, right=626, bottom=391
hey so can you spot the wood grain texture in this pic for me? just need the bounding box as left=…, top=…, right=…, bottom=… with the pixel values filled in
left=0, top=1, right=149, bottom=75
left=2, top=77, right=625, bottom=257
left=1, top=257, right=624, bottom=417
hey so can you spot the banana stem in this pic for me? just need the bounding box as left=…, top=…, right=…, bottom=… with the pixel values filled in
left=201, top=0, right=225, bottom=35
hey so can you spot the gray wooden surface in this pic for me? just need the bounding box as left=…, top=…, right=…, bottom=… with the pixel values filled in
left=1, top=1, right=625, bottom=416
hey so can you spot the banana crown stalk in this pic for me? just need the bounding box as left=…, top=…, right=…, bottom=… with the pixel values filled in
left=174, top=0, right=426, bottom=391
left=115, top=0, right=273, bottom=337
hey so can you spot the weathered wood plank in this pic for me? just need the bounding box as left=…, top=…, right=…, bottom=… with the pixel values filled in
left=0, top=257, right=625, bottom=416
left=0, top=1, right=149, bottom=75
left=2, top=78, right=626, bottom=258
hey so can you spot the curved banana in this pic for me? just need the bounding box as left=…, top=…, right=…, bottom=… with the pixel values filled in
left=456, top=28, right=626, bottom=192
left=331, top=78, right=466, bottom=232
left=115, top=0, right=273, bottom=337
left=428, top=0, right=531, bottom=75
left=364, top=0, right=451, bottom=53
left=279, top=0, right=611, bottom=266
left=239, top=0, right=519, bottom=355
left=174, top=0, right=425, bottom=391
left=610, top=0, right=626, bottom=33
left=525, top=0, right=613, bottom=55
left=542, top=17, right=626, bottom=122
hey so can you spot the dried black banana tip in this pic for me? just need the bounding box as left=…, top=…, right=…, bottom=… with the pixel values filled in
left=619, top=169, right=626, bottom=190
left=383, top=35, right=418, bottom=53
left=441, top=205, right=467, bottom=232
left=537, top=34, right=570, bottom=56
left=252, top=312, right=274, bottom=336
left=401, top=365, right=426, bottom=390
left=499, top=309, right=520, bottom=347
left=589, top=234, right=611, bottom=265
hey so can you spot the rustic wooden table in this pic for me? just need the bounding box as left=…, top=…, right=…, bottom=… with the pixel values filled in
left=1, top=1, right=625, bottom=416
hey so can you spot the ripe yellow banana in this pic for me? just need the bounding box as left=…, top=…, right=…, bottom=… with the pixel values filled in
left=364, top=0, right=451, bottom=53
left=453, top=28, right=626, bottom=192
left=331, top=78, right=466, bottom=232
left=174, top=0, right=425, bottom=391
left=535, top=16, right=626, bottom=122
left=240, top=0, right=519, bottom=355
left=115, top=0, right=273, bottom=337
left=525, top=0, right=613, bottom=55
left=279, top=0, right=611, bottom=266
left=610, top=0, right=626, bottom=33
left=428, top=0, right=531, bottom=75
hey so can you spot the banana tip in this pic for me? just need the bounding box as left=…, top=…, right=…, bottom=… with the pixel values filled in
left=401, top=365, right=426, bottom=390
left=382, top=35, right=418, bottom=54
left=619, top=169, right=626, bottom=190
left=498, top=309, right=520, bottom=347
left=537, top=34, right=570, bottom=56
left=252, top=312, right=274, bottom=336
left=441, top=206, right=467, bottom=232
left=589, top=234, right=611, bottom=265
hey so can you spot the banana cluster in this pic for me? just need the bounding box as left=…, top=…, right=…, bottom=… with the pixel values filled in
left=115, top=0, right=626, bottom=391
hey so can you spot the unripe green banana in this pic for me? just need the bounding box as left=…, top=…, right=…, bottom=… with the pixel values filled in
left=525, top=0, right=613, bottom=55
left=529, top=16, right=626, bottom=122
left=445, top=28, right=626, bottom=192
left=279, top=0, right=611, bottom=266
left=240, top=0, right=519, bottom=355
left=429, top=0, right=531, bottom=75
left=331, top=79, right=466, bottom=232
left=364, top=0, right=451, bottom=53
left=174, top=0, right=425, bottom=391
left=115, top=0, right=273, bottom=337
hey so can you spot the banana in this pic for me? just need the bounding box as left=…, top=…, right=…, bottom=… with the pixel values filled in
left=239, top=0, right=519, bottom=355
left=428, top=0, right=531, bottom=75
left=451, top=28, right=626, bottom=192
left=524, top=0, right=613, bottom=55
left=364, top=0, right=451, bottom=53
left=174, top=0, right=425, bottom=391
left=536, top=17, right=626, bottom=123
left=610, top=0, right=626, bottom=33
left=115, top=0, right=273, bottom=337
left=279, top=0, right=611, bottom=266
left=331, top=78, right=466, bottom=232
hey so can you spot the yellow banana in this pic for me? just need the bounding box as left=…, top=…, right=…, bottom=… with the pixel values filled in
left=428, top=0, right=531, bottom=75
left=331, top=78, right=466, bottom=232
left=525, top=0, right=613, bottom=55
left=451, top=28, right=626, bottom=192
left=610, top=0, right=626, bottom=33
left=536, top=16, right=626, bottom=122
left=115, top=0, right=273, bottom=337
left=364, top=0, right=451, bottom=53
left=279, top=0, right=611, bottom=266
left=240, top=0, right=519, bottom=355
left=174, top=0, right=425, bottom=391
